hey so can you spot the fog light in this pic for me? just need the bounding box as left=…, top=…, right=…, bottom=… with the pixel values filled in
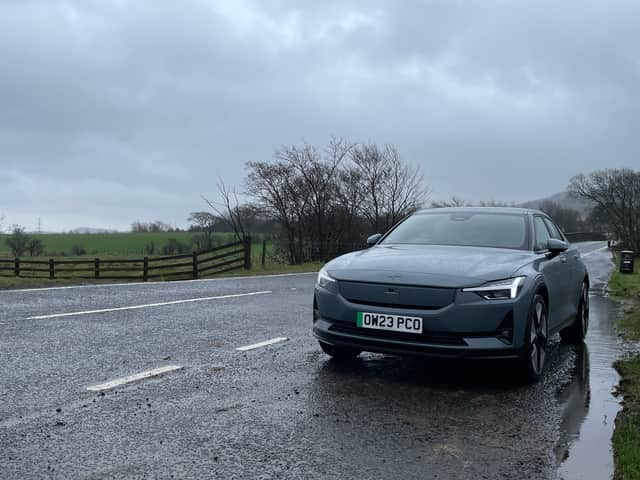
left=497, top=328, right=513, bottom=345
left=496, top=310, right=514, bottom=345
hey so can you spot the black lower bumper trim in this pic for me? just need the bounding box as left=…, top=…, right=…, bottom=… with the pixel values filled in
left=313, top=327, right=521, bottom=360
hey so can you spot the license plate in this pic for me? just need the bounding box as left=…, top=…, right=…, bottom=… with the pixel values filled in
left=356, top=312, right=423, bottom=334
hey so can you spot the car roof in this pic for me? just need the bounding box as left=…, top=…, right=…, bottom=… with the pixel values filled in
left=415, top=206, right=543, bottom=216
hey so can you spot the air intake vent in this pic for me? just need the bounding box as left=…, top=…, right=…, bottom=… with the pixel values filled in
left=329, top=322, right=467, bottom=346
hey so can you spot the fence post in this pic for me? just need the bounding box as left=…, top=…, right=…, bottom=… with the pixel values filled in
left=143, top=257, right=149, bottom=282
left=49, top=259, right=54, bottom=279
left=94, top=258, right=100, bottom=279
left=261, top=239, right=267, bottom=268
left=14, top=258, right=19, bottom=277
left=244, top=236, right=252, bottom=270
left=192, top=252, right=198, bottom=279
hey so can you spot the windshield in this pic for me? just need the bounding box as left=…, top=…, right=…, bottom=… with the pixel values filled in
left=380, top=212, right=528, bottom=250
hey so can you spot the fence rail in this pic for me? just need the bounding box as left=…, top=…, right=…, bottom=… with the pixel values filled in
left=0, top=238, right=252, bottom=282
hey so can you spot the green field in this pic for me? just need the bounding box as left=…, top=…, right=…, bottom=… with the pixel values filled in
left=0, top=231, right=284, bottom=265
left=0, top=232, right=241, bottom=257
left=609, top=258, right=640, bottom=480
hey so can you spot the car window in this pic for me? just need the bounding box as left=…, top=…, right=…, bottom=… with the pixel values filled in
left=533, top=216, right=551, bottom=250
left=380, top=212, right=528, bottom=250
left=542, top=217, right=563, bottom=240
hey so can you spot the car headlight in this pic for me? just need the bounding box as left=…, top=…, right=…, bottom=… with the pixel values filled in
left=317, top=267, right=337, bottom=289
left=462, top=277, right=525, bottom=300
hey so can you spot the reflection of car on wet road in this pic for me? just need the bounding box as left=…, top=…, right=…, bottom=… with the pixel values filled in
left=313, top=207, right=591, bottom=382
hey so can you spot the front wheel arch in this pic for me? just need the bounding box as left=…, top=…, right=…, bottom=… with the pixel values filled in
left=560, top=280, right=589, bottom=344
left=536, top=284, right=549, bottom=309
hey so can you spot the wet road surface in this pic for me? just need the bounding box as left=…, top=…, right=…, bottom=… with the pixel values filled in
left=0, top=242, right=620, bottom=479
left=557, top=245, right=623, bottom=480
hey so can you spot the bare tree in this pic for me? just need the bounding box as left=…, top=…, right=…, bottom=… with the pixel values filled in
left=335, top=166, right=367, bottom=242
left=537, top=200, right=583, bottom=232
left=131, top=220, right=173, bottom=232
left=476, top=200, right=514, bottom=207
left=383, top=145, right=428, bottom=227
left=245, top=138, right=429, bottom=263
left=275, top=137, right=354, bottom=257
left=245, top=160, right=304, bottom=262
left=203, top=180, right=255, bottom=242
left=569, top=168, right=640, bottom=251
left=351, top=143, right=428, bottom=232
left=431, top=196, right=471, bottom=208
left=350, top=143, right=387, bottom=231
left=188, top=211, right=217, bottom=250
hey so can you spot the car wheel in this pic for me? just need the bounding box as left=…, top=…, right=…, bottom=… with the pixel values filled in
left=519, top=293, right=549, bottom=383
left=560, top=281, right=589, bottom=344
left=318, top=341, right=361, bottom=359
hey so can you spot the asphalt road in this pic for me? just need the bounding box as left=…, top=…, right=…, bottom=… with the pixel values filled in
left=0, top=242, right=614, bottom=479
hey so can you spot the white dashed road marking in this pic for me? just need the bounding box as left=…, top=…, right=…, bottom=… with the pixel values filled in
left=24, top=290, right=272, bottom=320
left=87, top=365, right=183, bottom=392
left=236, top=337, right=289, bottom=351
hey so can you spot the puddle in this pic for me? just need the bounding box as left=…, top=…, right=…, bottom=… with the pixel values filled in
left=556, top=249, right=624, bottom=480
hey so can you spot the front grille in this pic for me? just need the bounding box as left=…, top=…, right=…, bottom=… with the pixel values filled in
left=338, top=281, right=455, bottom=310
left=341, top=300, right=442, bottom=311
left=329, top=322, right=467, bottom=346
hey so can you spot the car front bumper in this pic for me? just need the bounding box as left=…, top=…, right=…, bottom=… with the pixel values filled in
left=313, top=282, right=533, bottom=360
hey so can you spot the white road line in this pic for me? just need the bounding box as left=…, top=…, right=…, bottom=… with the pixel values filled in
left=1, top=272, right=316, bottom=293
left=87, top=365, right=183, bottom=392
left=24, top=290, right=272, bottom=320
left=236, top=337, right=289, bottom=351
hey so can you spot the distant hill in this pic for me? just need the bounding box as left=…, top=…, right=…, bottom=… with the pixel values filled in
left=520, top=191, right=594, bottom=217
left=68, top=227, right=120, bottom=234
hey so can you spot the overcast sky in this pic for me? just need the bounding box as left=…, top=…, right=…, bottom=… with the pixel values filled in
left=1, top=0, right=639, bottom=231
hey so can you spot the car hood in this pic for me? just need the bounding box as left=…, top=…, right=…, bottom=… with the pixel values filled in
left=325, top=244, right=533, bottom=288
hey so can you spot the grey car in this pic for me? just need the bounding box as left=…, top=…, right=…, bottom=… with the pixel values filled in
left=313, top=207, right=590, bottom=382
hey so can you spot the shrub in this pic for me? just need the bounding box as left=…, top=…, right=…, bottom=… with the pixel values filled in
left=5, top=225, right=30, bottom=257
left=144, top=241, right=156, bottom=255
left=26, top=238, right=44, bottom=257
left=162, top=238, right=190, bottom=255
left=190, top=233, right=213, bottom=253
left=70, top=244, right=87, bottom=256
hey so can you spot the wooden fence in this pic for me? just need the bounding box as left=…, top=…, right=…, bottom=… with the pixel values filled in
left=0, top=238, right=252, bottom=281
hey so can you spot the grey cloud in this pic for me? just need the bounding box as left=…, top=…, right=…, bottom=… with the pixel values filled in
left=1, top=0, right=639, bottom=230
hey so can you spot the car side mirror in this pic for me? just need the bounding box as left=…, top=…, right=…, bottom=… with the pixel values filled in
left=547, top=238, right=568, bottom=254
left=366, top=233, right=382, bottom=247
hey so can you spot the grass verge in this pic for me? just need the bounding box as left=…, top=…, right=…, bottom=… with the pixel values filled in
left=0, top=262, right=322, bottom=290
left=609, top=258, right=640, bottom=480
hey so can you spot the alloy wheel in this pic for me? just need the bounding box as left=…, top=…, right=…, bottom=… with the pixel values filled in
left=530, top=300, right=548, bottom=375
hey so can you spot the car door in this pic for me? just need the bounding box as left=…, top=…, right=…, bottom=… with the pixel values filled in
left=532, top=215, right=570, bottom=329
left=543, top=216, right=581, bottom=319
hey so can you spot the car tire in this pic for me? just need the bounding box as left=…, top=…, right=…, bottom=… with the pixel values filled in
left=560, top=281, right=589, bottom=344
left=519, top=293, right=549, bottom=383
left=318, top=341, right=361, bottom=359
